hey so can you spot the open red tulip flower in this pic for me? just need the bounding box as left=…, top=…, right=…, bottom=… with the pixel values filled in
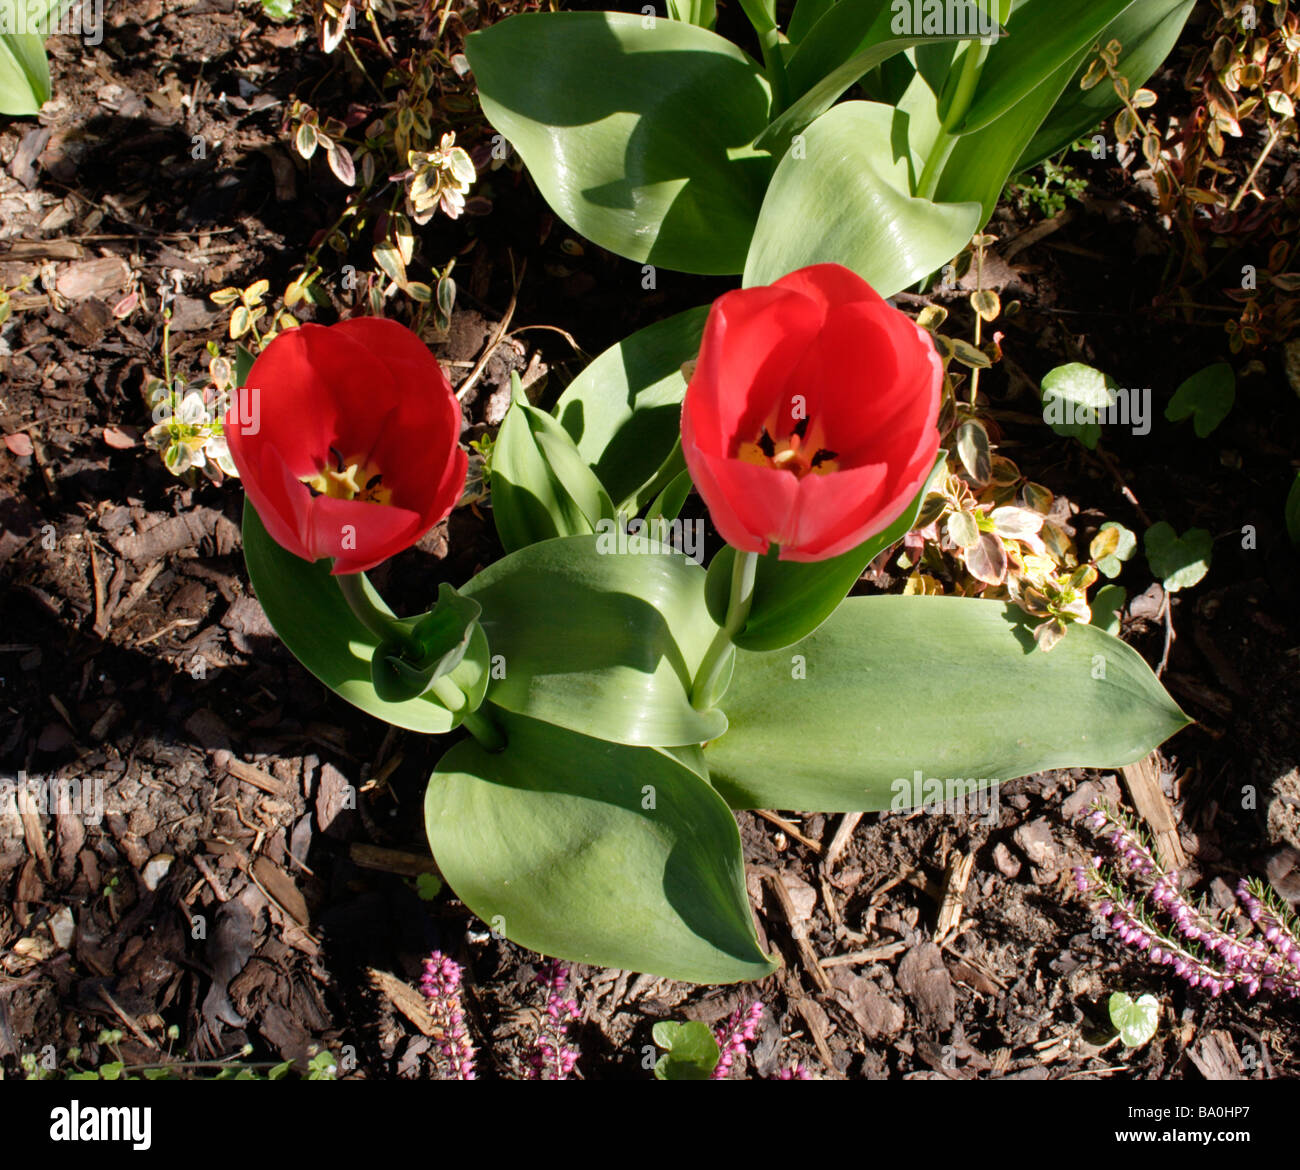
left=682, top=263, right=943, bottom=563
left=225, top=317, right=467, bottom=575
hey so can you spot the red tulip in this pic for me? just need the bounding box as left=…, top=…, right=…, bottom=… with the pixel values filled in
left=225, top=318, right=467, bottom=575
left=681, top=263, right=942, bottom=563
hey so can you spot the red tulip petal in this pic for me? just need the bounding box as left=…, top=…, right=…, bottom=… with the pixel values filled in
left=772, top=262, right=883, bottom=315
left=306, top=494, right=424, bottom=573
left=686, top=284, right=824, bottom=453
left=244, top=441, right=318, bottom=563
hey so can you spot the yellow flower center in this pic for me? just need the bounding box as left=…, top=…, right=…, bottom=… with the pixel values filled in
left=302, top=447, right=393, bottom=505
left=736, top=420, right=838, bottom=479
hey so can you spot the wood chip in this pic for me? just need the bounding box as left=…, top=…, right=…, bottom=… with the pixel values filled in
left=348, top=843, right=440, bottom=878
left=934, top=849, right=974, bottom=944
left=763, top=869, right=831, bottom=993
left=367, top=968, right=440, bottom=1037
left=1121, top=752, right=1187, bottom=870
left=214, top=749, right=289, bottom=798
left=822, top=811, right=863, bottom=870
left=1188, top=1029, right=1245, bottom=1080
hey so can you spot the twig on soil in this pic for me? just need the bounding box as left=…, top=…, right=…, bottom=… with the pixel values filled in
left=348, top=842, right=441, bottom=878
left=762, top=869, right=832, bottom=993
left=1157, top=592, right=1176, bottom=678
left=818, top=940, right=908, bottom=968
left=1120, top=753, right=1187, bottom=872
left=135, top=618, right=201, bottom=646
left=455, top=257, right=525, bottom=402
left=97, top=986, right=161, bottom=1052
left=213, top=749, right=291, bottom=799
left=822, top=812, right=863, bottom=870
left=934, top=849, right=975, bottom=945
left=1091, top=444, right=1153, bottom=529
left=755, top=809, right=822, bottom=854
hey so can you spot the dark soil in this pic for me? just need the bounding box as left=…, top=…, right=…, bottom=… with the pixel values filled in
left=1, top=0, right=1297, bottom=1081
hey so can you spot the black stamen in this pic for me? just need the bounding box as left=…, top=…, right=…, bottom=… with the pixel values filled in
left=791, top=417, right=809, bottom=439
left=330, top=445, right=345, bottom=471
left=757, top=428, right=776, bottom=457
left=365, top=474, right=384, bottom=491
left=811, top=448, right=838, bottom=467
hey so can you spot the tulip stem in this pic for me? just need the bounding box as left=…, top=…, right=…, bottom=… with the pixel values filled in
left=691, top=550, right=758, bottom=711
left=460, top=708, right=506, bottom=754
left=337, top=571, right=415, bottom=651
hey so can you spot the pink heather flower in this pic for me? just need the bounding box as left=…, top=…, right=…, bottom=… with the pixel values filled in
left=1079, top=803, right=1300, bottom=1003
left=527, top=960, right=581, bottom=1080
left=420, top=951, right=477, bottom=1080
left=711, top=1001, right=764, bottom=1080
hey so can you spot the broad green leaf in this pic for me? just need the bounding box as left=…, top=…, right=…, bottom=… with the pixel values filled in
left=1143, top=522, right=1211, bottom=593
left=0, top=0, right=70, bottom=114
left=954, top=0, right=1138, bottom=135
left=1018, top=0, right=1196, bottom=170
left=653, top=1020, right=720, bottom=1079
left=425, top=711, right=776, bottom=984
left=744, top=101, right=980, bottom=295
left=1109, top=991, right=1159, bottom=1048
left=704, top=452, right=946, bottom=652
left=466, top=13, right=773, bottom=274
left=1041, top=362, right=1117, bottom=450
left=554, top=305, right=709, bottom=514
left=0, top=31, right=48, bottom=115
left=1165, top=362, right=1235, bottom=438
left=705, top=595, right=1189, bottom=811
left=935, top=51, right=1076, bottom=224
left=757, top=0, right=972, bottom=154
left=787, top=0, right=838, bottom=44
left=666, top=0, right=716, bottom=28
left=461, top=534, right=727, bottom=747
left=242, top=499, right=486, bottom=733
left=646, top=464, right=694, bottom=525
left=491, top=376, right=615, bottom=552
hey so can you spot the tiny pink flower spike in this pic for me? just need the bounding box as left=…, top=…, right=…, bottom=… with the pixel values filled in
left=420, top=950, right=477, bottom=1080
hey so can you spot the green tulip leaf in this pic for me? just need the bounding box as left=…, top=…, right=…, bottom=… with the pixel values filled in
left=1143, top=522, right=1211, bottom=593
left=1287, top=473, right=1300, bottom=546
left=491, top=374, right=615, bottom=552
left=666, top=0, right=717, bottom=28
left=1165, top=362, right=1235, bottom=438
left=371, top=584, right=485, bottom=705
left=466, top=12, right=773, bottom=274
left=554, top=305, right=709, bottom=514
left=758, top=0, right=975, bottom=154
left=0, top=30, right=48, bottom=115
left=1018, top=0, right=1196, bottom=170
left=652, top=1021, right=720, bottom=1079
left=744, top=101, right=981, bottom=296
left=425, top=711, right=777, bottom=984
left=461, top=534, right=727, bottom=747
left=953, top=0, right=1138, bottom=135
left=705, top=453, right=946, bottom=652
left=934, top=52, right=1077, bottom=225
left=0, top=0, right=67, bottom=117
left=705, top=595, right=1190, bottom=811
left=242, top=500, right=488, bottom=732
